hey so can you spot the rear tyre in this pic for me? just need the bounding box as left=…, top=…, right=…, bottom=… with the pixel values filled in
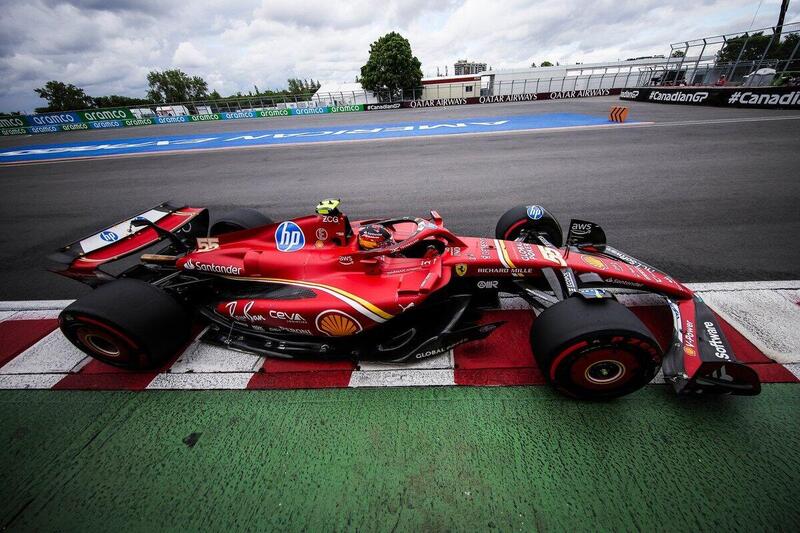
left=495, top=205, right=563, bottom=247
left=531, top=297, right=662, bottom=399
left=209, top=208, right=273, bottom=236
left=59, top=279, right=191, bottom=370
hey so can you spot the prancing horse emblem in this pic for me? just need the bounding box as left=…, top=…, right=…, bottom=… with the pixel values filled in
left=455, top=264, right=467, bottom=277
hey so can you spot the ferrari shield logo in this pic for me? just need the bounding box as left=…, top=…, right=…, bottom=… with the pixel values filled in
left=455, top=264, right=467, bottom=277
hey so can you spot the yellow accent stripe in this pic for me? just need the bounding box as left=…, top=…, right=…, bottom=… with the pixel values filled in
left=221, top=276, right=394, bottom=321
left=498, top=240, right=517, bottom=269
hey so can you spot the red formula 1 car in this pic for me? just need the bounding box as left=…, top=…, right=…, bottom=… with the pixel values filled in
left=50, top=200, right=760, bottom=399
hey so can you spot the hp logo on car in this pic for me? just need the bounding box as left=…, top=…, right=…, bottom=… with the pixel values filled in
left=275, top=221, right=305, bottom=252
left=526, top=205, right=544, bottom=220
left=100, top=231, right=119, bottom=242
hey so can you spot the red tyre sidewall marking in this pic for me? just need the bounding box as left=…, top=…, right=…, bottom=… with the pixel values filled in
left=548, top=340, right=588, bottom=381
left=64, top=315, right=142, bottom=363
left=503, top=219, right=529, bottom=240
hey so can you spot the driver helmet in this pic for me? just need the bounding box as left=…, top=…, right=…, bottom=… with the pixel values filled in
left=358, top=224, right=393, bottom=250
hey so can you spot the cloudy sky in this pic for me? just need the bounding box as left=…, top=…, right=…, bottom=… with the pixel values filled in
left=1, top=0, right=797, bottom=112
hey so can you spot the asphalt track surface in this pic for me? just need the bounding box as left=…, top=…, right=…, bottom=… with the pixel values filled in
left=1, top=96, right=799, bottom=300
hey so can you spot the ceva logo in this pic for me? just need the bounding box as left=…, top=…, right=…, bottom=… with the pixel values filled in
left=275, top=221, right=305, bottom=252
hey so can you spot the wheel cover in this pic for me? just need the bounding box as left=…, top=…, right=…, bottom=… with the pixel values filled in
left=79, top=329, right=122, bottom=357
left=65, top=315, right=141, bottom=365
left=553, top=337, right=650, bottom=395
left=585, top=359, right=626, bottom=385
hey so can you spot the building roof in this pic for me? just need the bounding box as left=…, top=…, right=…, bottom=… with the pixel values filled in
left=314, top=82, right=368, bottom=95
left=421, top=75, right=481, bottom=85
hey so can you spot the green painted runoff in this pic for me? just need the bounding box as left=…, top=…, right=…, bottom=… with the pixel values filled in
left=1, top=385, right=798, bottom=531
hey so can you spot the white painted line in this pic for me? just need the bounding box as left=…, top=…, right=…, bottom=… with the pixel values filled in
left=0, top=311, right=16, bottom=322
left=641, top=115, right=800, bottom=128
left=146, top=372, right=254, bottom=389
left=778, top=289, right=800, bottom=306
left=69, top=355, right=93, bottom=373
left=784, top=363, right=800, bottom=381
left=0, top=373, right=65, bottom=389
left=686, top=280, right=800, bottom=292
left=348, top=368, right=455, bottom=387
left=0, top=330, right=86, bottom=374
left=0, top=300, right=73, bottom=311
left=4, top=310, right=62, bottom=321
left=699, top=289, right=800, bottom=364
left=358, top=350, right=453, bottom=371
left=167, top=340, right=264, bottom=373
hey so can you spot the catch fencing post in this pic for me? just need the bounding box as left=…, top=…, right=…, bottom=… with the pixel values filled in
left=675, top=42, right=689, bottom=84
left=752, top=27, right=779, bottom=75
left=729, top=32, right=751, bottom=81
left=693, top=39, right=707, bottom=84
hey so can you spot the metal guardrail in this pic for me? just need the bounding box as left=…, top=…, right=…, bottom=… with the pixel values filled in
left=635, top=22, right=800, bottom=88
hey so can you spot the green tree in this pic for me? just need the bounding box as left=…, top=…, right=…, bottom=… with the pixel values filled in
left=209, top=90, right=222, bottom=100
left=286, top=78, right=320, bottom=94
left=360, top=32, right=423, bottom=100
left=34, top=81, right=94, bottom=112
left=671, top=50, right=685, bottom=58
left=146, top=69, right=209, bottom=103
left=540, top=61, right=554, bottom=67
left=716, top=32, right=775, bottom=63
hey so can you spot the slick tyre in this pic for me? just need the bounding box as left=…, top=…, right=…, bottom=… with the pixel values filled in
left=210, top=208, right=273, bottom=236
left=495, top=205, right=563, bottom=247
left=59, top=279, right=191, bottom=370
left=531, top=297, right=662, bottom=400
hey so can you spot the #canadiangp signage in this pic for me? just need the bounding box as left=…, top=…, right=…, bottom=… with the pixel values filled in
left=620, top=87, right=800, bottom=109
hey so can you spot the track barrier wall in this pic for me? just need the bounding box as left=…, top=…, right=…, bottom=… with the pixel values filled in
left=0, top=104, right=367, bottom=136
left=620, top=86, right=800, bottom=109
left=0, top=89, right=622, bottom=137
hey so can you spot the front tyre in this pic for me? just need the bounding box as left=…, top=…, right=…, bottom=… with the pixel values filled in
left=531, top=297, right=662, bottom=399
left=495, top=205, right=563, bottom=246
left=59, top=279, right=191, bottom=370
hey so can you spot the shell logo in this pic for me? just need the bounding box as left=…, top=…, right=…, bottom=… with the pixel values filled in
left=581, top=255, right=606, bottom=270
left=316, top=310, right=363, bottom=337
left=684, top=346, right=697, bottom=357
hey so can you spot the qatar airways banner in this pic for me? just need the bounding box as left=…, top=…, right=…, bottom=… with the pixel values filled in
left=398, top=88, right=621, bottom=108
left=619, top=87, right=800, bottom=109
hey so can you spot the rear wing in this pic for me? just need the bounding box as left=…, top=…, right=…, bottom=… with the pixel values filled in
left=662, top=296, right=760, bottom=395
left=49, top=202, right=208, bottom=284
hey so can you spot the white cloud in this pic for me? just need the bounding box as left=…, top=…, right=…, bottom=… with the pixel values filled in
left=0, top=0, right=798, bottom=112
left=173, top=41, right=210, bottom=68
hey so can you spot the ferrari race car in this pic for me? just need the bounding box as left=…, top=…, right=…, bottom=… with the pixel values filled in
left=50, top=200, right=760, bottom=399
